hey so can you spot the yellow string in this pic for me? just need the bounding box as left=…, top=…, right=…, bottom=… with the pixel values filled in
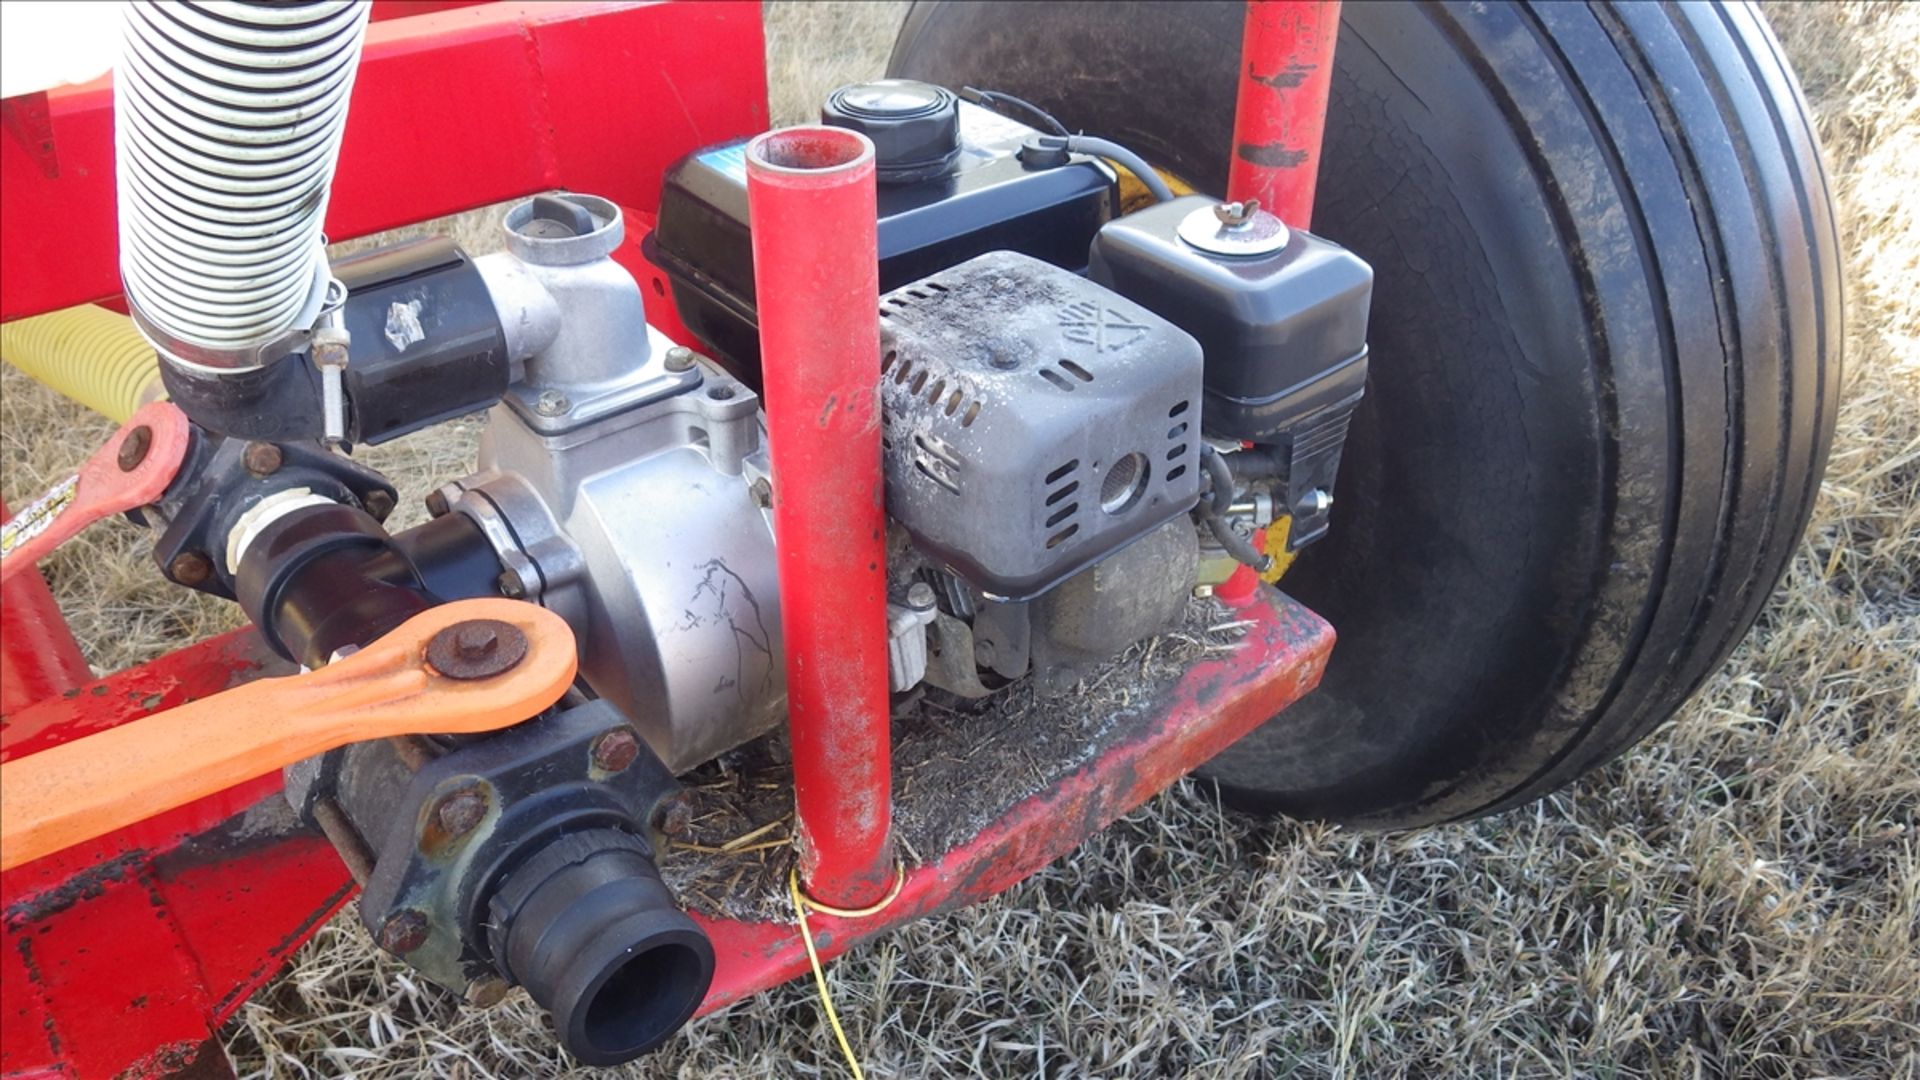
left=788, top=861, right=906, bottom=1080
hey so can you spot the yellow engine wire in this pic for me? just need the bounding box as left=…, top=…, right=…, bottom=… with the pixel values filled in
left=787, top=861, right=907, bottom=1080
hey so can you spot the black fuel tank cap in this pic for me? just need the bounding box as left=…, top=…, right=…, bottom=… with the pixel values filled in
left=822, top=79, right=961, bottom=184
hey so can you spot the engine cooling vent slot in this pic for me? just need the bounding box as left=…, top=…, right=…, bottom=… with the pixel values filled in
left=1164, top=398, right=1195, bottom=483
left=1041, top=459, right=1082, bottom=547
left=912, top=431, right=964, bottom=494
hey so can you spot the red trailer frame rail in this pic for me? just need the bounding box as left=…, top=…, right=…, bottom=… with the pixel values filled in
left=0, top=3, right=1341, bottom=1076
left=0, top=0, right=769, bottom=324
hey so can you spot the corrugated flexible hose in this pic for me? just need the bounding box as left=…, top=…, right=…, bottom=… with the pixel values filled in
left=115, top=0, right=370, bottom=370
left=1, top=306, right=163, bottom=424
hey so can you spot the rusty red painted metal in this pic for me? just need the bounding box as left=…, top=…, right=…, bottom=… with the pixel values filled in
left=745, top=127, right=895, bottom=908
left=0, top=502, right=91, bottom=718
left=0, top=629, right=355, bottom=1080
left=0, top=2, right=1346, bottom=1072
left=1226, top=0, right=1341, bottom=224
left=0, top=4, right=767, bottom=1074
left=0, top=1, right=769, bottom=323
left=692, top=586, right=1334, bottom=1012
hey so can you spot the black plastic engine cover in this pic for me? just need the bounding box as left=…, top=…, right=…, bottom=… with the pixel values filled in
left=645, top=99, right=1117, bottom=387
left=1089, top=195, right=1373, bottom=546
left=878, top=251, right=1203, bottom=600
left=1089, top=195, right=1372, bottom=442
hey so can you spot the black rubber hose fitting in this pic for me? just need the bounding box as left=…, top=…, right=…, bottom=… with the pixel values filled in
left=485, top=828, right=715, bottom=1066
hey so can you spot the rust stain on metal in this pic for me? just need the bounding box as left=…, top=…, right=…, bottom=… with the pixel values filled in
left=1250, top=62, right=1313, bottom=89
left=425, top=619, right=527, bottom=680
left=1237, top=141, right=1310, bottom=168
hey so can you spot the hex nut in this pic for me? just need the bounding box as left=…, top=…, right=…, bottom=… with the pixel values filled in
left=465, top=977, right=511, bottom=1008
left=362, top=489, right=396, bottom=522
left=378, top=909, right=431, bottom=954
left=433, top=786, right=488, bottom=838
left=242, top=441, right=283, bottom=477
left=592, top=727, right=641, bottom=773
left=168, top=551, right=213, bottom=587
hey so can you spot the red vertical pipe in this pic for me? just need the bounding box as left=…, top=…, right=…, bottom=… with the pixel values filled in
left=1219, top=0, right=1340, bottom=604
left=1226, top=0, right=1341, bottom=224
left=745, top=126, right=895, bottom=907
left=0, top=499, right=92, bottom=715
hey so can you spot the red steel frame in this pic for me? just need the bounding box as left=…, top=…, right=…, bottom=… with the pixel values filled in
left=746, top=129, right=897, bottom=909
left=0, top=3, right=1340, bottom=1076
left=0, top=501, right=93, bottom=717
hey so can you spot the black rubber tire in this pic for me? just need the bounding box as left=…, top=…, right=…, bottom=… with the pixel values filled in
left=890, top=1, right=1843, bottom=827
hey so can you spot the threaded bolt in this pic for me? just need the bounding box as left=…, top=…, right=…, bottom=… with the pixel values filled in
left=592, top=727, right=641, bottom=773
left=242, top=441, right=283, bottom=477
left=117, top=426, right=153, bottom=472
left=465, top=977, right=510, bottom=1008
left=455, top=624, right=498, bottom=659
left=378, top=909, right=430, bottom=954
left=433, top=785, right=488, bottom=838
left=168, top=551, right=213, bottom=586
left=363, top=489, right=395, bottom=521
left=906, top=581, right=936, bottom=611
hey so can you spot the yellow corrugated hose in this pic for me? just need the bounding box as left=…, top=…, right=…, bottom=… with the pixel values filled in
left=1, top=305, right=164, bottom=424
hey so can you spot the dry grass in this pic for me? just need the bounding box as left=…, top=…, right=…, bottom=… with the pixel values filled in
left=2, top=2, right=1915, bottom=1076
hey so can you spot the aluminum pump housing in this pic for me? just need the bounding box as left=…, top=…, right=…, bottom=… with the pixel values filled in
left=443, top=193, right=785, bottom=773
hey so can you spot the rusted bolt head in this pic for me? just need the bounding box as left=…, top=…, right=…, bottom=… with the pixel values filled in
left=378, top=909, right=431, bottom=954
left=363, top=489, right=396, bottom=522
left=424, top=490, right=450, bottom=518
left=496, top=568, right=527, bottom=599
left=242, top=441, right=283, bottom=477
left=433, top=785, right=488, bottom=838
left=664, top=345, right=696, bottom=372
left=457, top=624, right=498, bottom=657
left=427, top=618, right=527, bottom=679
left=168, top=551, right=213, bottom=587
left=592, top=727, right=641, bottom=773
left=465, top=977, right=511, bottom=1008
left=653, top=791, right=695, bottom=837
left=117, top=426, right=153, bottom=472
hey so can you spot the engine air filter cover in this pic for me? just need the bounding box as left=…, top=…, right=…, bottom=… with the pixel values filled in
left=879, top=251, right=1204, bottom=599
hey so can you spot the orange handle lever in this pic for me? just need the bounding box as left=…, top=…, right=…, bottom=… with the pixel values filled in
left=0, top=598, right=578, bottom=872
left=0, top=401, right=192, bottom=584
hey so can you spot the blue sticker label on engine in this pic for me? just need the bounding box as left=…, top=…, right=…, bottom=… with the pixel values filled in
left=699, top=143, right=749, bottom=183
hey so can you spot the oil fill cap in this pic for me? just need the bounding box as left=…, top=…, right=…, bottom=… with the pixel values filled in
left=822, top=79, right=961, bottom=184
